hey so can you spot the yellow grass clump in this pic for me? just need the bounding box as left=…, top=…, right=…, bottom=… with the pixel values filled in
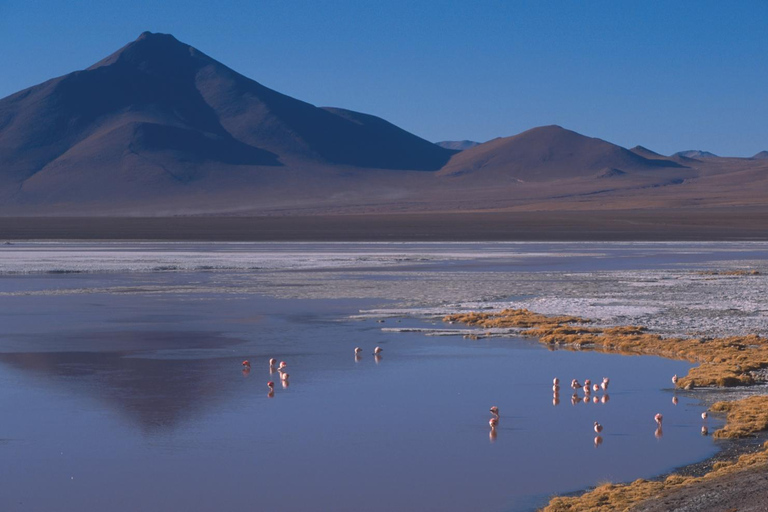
left=696, top=269, right=760, bottom=276
left=444, top=309, right=768, bottom=389
left=540, top=439, right=768, bottom=511
left=710, top=395, right=768, bottom=439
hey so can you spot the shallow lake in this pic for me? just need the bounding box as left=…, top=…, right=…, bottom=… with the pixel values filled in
left=1, top=242, right=760, bottom=511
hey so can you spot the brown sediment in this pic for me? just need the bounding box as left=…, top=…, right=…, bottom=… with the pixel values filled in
left=710, top=396, right=768, bottom=439
left=443, top=308, right=768, bottom=511
left=443, top=309, right=768, bottom=389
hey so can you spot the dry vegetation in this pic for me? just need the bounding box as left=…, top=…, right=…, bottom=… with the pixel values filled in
left=444, top=309, right=768, bottom=388
left=443, top=308, right=768, bottom=511
left=540, top=439, right=768, bottom=512
left=710, top=396, right=768, bottom=439
left=696, top=269, right=761, bottom=276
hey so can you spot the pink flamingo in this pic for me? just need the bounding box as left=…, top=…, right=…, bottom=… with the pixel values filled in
left=489, top=417, right=499, bottom=428
left=654, top=413, right=663, bottom=426
left=373, top=347, right=383, bottom=355
left=594, top=421, right=603, bottom=434
left=278, top=361, right=287, bottom=370
left=489, top=406, right=499, bottom=417
left=571, top=379, right=581, bottom=389
left=583, top=384, right=591, bottom=394
left=269, top=358, right=277, bottom=367
left=267, top=381, right=274, bottom=390
left=601, top=378, right=609, bottom=391
left=242, top=360, right=251, bottom=368
left=672, top=374, right=678, bottom=385
left=672, top=396, right=679, bottom=405
left=354, top=347, right=362, bottom=355
left=702, top=412, right=708, bottom=420
left=553, top=377, right=560, bottom=386
left=592, top=384, right=600, bottom=392
left=584, top=379, right=592, bottom=388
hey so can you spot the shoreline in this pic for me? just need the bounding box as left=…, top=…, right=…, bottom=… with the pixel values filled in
left=443, top=308, right=768, bottom=511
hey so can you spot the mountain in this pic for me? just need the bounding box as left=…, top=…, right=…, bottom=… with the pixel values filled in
left=438, top=125, right=681, bottom=180
left=630, top=145, right=664, bottom=159
left=436, top=140, right=480, bottom=151
left=673, top=150, right=719, bottom=159
left=1, top=32, right=767, bottom=220
left=0, top=32, right=454, bottom=206
left=752, top=151, right=768, bottom=159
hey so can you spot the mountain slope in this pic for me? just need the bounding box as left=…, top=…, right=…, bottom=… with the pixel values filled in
left=0, top=32, right=454, bottom=202
left=438, top=125, right=681, bottom=181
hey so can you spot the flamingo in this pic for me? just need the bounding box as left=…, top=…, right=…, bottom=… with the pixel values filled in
left=354, top=347, right=362, bottom=355
left=278, top=361, right=287, bottom=370
left=601, top=378, right=609, bottom=391
left=553, top=384, right=560, bottom=392
left=553, top=378, right=560, bottom=386
left=672, top=374, right=678, bottom=385
left=702, top=412, right=708, bottom=420
left=489, top=406, right=499, bottom=417
left=267, top=381, right=274, bottom=390
left=584, top=379, right=592, bottom=388
left=592, top=384, right=600, bottom=392
left=571, top=379, right=581, bottom=390
left=373, top=347, right=383, bottom=355
left=672, top=396, right=679, bottom=405
left=583, top=384, right=591, bottom=395
left=242, top=360, right=251, bottom=368
left=489, top=417, right=499, bottom=428
left=594, top=421, right=603, bottom=434
left=269, top=358, right=277, bottom=367
left=654, top=413, right=663, bottom=426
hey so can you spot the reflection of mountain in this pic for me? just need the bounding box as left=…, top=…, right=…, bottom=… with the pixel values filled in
left=0, top=331, right=245, bottom=433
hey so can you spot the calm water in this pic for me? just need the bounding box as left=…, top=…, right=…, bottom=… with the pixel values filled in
left=0, top=242, right=755, bottom=512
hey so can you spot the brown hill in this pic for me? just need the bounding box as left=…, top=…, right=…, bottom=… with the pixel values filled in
left=437, top=125, right=681, bottom=181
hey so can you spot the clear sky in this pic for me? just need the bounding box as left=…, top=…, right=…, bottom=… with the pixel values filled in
left=1, top=0, right=766, bottom=156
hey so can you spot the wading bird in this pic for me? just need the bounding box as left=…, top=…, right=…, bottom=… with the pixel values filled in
left=594, top=421, right=603, bottom=434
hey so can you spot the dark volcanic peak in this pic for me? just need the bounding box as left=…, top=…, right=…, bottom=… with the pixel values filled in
left=674, top=150, right=719, bottom=159
left=436, top=140, right=480, bottom=151
left=438, top=125, right=681, bottom=180
left=0, top=31, right=454, bottom=196
left=752, top=151, right=768, bottom=159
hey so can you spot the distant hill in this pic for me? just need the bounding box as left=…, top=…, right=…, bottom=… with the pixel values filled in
left=436, top=140, right=480, bottom=151
left=752, top=151, right=768, bottom=159
left=630, top=145, right=665, bottom=159
left=438, top=125, right=680, bottom=181
left=673, top=150, right=719, bottom=159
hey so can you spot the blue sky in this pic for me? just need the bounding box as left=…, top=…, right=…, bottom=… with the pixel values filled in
left=1, top=0, right=766, bottom=156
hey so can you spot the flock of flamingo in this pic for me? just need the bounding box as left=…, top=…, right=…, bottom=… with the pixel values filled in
left=239, top=346, right=384, bottom=398
left=239, top=348, right=709, bottom=444
left=488, top=373, right=710, bottom=445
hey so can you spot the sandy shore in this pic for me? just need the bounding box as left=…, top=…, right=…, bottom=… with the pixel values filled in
left=1, top=208, right=768, bottom=241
